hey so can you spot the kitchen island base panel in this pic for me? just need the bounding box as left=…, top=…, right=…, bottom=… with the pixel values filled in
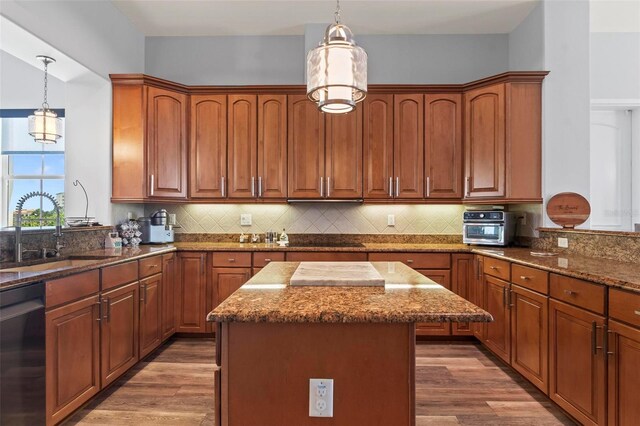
left=219, top=321, right=416, bottom=426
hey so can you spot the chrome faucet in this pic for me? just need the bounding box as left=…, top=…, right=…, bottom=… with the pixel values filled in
left=14, top=191, right=63, bottom=263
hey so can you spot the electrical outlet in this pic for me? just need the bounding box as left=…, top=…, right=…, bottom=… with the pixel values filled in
left=557, top=237, right=569, bottom=248
left=519, top=213, right=527, bottom=226
left=240, top=214, right=252, bottom=226
left=387, top=214, right=395, bottom=226
left=309, top=378, right=334, bottom=418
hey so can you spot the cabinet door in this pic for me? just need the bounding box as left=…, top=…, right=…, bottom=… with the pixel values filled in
left=177, top=253, right=207, bottom=333
left=213, top=268, right=252, bottom=306
left=288, top=95, right=325, bottom=198
left=425, top=94, right=463, bottom=199
left=549, top=299, right=606, bottom=426
left=472, top=256, right=485, bottom=340
left=363, top=94, right=394, bottom=199
left=257, top=94, right=287, bottom=199
left=393, top=94, right=424, bottom=199
left=325, top=105, right=363, bottom=198
left=228, top=95, right=257, bottom=198
left=510, top=284, right=548, bottom=394
left=101, top=282, right=139, bottom=387
left=483, top=275, right=511, bottom=363
left=607, top=320, right=640, bottom=426
left=464, top=84, right=505, bottom=199
left=451, top=254, right=474, bottom=336
left=147, top=86, right=188, bottom=199
left=416, top=269, right=452, bottom=336
left=139, top=274, right=163, bottom=358
left=162, top=253, right=177, bottom=340
left=46, top=295, right=100, bottom=425
left=190, top=95, right=227, bottom=199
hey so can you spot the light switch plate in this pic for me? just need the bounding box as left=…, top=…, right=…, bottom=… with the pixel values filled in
left=387, top=214, right=395, bottom=226
left=557, top=237, right=569, bottom=248
left=240, top=214, right=252, bottom=226
left=309, top=378, right=334, bottom=417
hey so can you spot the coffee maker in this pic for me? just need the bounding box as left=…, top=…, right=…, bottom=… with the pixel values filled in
left=138, top=209, right=175, bottom=244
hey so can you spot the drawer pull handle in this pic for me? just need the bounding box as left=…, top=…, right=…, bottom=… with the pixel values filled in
left=406, top=259, right=414, bottom=264
left=147, top=264, right=158, bottom=268
left=490, top=266, right=499, bottom=270
left=520, top=276, right=530, bottom=280
left=228, top=259, right=235, bottom=262
left=564, top=290, right=576, bottom=296
left=635, top=310, right=640, bottom=316
left=264, top=258, right=272, bottom=262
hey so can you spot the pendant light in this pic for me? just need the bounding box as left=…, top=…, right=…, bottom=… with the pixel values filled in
left=307, top=0, right=367, bottom=114
left=28, top=55, right=62, bottom=144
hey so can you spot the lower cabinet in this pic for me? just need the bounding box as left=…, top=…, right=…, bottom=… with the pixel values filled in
left=471, top=256, right=485, bottom=340
left=139, top=273, right=163, bottom=358
left=607, top=320, right=640, bottom=426
left=46, top=295, right=101, bottom=425
left=161, top=253, right=177, bottom=340
left=416, top=269, right=452, bottom=335
left=212, top=267, right=252, bottom=307
left=177, top=252, right=208, bottom=333
left=549, top=299, right=606, bottom=426
left=483, top=274, right=511, bottom=363
left=510, top=284, right=548, bottom=394
left=101, top=282, right=140, bottom=387
left=451, top=254, right=474, bottom=336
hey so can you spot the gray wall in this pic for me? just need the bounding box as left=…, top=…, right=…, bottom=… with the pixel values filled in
left=145, top=36, right=305, bottom=85
left=146, top=31, right=509, bottom=85
left=590, top=32, right=640, bottom=99
left=0, top=51, right=65, bottom=108
left=0, top=0, right=144, bottom=78
left=508, top=2, right=545, bottom=70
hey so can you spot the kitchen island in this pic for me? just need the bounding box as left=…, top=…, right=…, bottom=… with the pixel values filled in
left=207, top=261, right=492, bottom=426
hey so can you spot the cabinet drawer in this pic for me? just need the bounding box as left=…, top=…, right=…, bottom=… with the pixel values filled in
left=286, top=252, right=367, bottom=262
left=609, top=288, right=640, bottom=328
left=46, top=269, right=100, bottom=308
left=101, top=261, right=139, bottom=291
left=550, top=274, right=605, bottom=314
left=139, top=255, right=163, bottom=278
left=483, top=256, right=510, bottom=281
left=212, top=252, right=252, bottom=267
left=252, top=252, right=285, bottom=268
left=511, top=264, right=548, bottom=295
left=368, top=252, right=450, bottom=269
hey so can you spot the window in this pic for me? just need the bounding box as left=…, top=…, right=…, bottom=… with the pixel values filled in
left=1, top=109, right=65, bottom=228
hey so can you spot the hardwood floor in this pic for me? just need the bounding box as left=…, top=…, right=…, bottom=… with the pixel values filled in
left=65, top=338, right=576, bottom=425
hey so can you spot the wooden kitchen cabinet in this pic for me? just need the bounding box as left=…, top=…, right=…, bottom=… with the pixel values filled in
left=146, top=86, right=189, bottom=199
left=46, top=295, right=101, bottom=425
left=228, top=95, right=257, bottom=198
left=416, top=269, right=452, bottom=336
left=286, top=252, right=368, bottom=262
left=325, top=106, right=363, bottom=198
left=363, top=94, right=394, bottom=199
left=607, top=320, right=640, bottom=426
left=510, top=284, right=548, bottom=394
left=257, top=94, right=288, bottom=199
left=451, top=253, right=474, bottom=335
left=549, top=299, right=606, bottom=426
left=483, top=274, right=511, bottom=363
left=288, top=95, right=325, bottom=198
left=161, top=253, right=177, bottom=341
left=471, top=256, right=485, bottom=340
left=425, top=94, right=463, bottom=199
left=189, top=94, right=227, bottom=199
left=139, top=273, right=163, bottom=358
left=394, top=94, right=424, bottom=199
left=464, top=83, right=506, bottom=199
left=177, top=252, right=208, bottom=333
left=100, top=282, right=139, bottom=387
left=212, top=267, right=252, bottom=307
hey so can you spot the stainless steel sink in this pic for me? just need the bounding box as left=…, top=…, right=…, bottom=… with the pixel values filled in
left=1, top=259, right=103, bottom=273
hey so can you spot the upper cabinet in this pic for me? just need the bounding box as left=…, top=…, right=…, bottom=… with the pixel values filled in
left=111, top=72, right=546, bottom=204
left=190, top=95, right=227, bottom=199
left=425, top=94, right=463, bottom=199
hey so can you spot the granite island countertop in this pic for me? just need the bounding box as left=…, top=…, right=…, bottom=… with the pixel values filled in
left=207, top=261, right=493, bottom=324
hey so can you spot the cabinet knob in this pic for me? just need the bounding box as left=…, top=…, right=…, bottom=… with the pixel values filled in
left=264, top=258, right=272, bottom=262
left=634, top=310, right=640, bottom=316
left=490, top=266, right=499, bottom=270
left=520, top=275, right=530, bottom=280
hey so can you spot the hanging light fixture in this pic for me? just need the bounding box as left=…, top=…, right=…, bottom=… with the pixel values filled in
left=29, top=55, right=62, bottom=144
left=307, top=0, right=367, bottom=114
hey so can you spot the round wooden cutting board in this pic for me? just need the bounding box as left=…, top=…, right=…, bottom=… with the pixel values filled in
left=546, top=192, right=591, bottom=228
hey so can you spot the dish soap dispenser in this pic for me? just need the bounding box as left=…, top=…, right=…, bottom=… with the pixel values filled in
left=278, top=228, right=289, bottom=246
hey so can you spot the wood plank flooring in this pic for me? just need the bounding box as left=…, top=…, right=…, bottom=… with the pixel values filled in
left=65, top=338, right=576, bottom=425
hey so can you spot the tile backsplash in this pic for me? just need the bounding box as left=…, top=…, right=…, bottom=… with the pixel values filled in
left=144, top=204, right=466, bottom=235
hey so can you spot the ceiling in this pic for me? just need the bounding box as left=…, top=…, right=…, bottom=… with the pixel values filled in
left=112, top=0, right=540, bottom=36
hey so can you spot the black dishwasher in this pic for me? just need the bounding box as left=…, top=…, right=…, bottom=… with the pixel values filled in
left=0, top=281, right=46, bottom=425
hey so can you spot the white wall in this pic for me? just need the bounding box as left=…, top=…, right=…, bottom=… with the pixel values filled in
left=508, top=2, right=544, bottom=71
left=0, top=51, right=65, bottom=109
left=590, top=32, right=640, bottom=100
left=0, top=0, right=144, bottom=78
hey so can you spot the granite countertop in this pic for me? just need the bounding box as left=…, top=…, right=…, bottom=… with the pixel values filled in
left=207, top=261, right=493, bottom=324
left=0, top=245, right=176, bottom=290
left=475, top=247, right=640, bottom=293
left=173, top=241, right=470, bottom=252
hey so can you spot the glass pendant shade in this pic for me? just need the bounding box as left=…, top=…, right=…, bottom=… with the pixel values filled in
left=28, top=109, right=63, bottom=144
left=307, top=23, right=367, bottom=114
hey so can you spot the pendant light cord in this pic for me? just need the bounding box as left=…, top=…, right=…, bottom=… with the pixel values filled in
left=42, top=60, right=49, bottom=109
left=334, top=0, right=341, bottom=24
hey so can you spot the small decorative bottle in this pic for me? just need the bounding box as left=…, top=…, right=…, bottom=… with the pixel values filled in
left=278, top=228, right=289, bottom=246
